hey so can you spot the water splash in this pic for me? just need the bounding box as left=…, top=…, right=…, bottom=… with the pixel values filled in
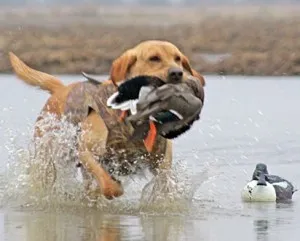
left=139, top=161, right=211, bottom=215
left=1, top=112, right=85, bottom=209
left=0, top=112, right=212, bottom=216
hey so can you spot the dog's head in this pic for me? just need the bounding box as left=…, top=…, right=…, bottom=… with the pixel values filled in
left=110, top=40, right=205, bottom=87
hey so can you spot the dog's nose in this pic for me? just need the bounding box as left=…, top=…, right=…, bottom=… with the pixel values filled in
left=168, top=67, right=183, bottom=83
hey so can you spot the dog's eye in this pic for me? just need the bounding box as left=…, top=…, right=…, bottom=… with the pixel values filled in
left=175, top=56, right=181, bottom=62
left=149, top=56, right=161, bottom=62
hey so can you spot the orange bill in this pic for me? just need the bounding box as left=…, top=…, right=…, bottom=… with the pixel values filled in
left=143, top=120, right=157, bottom=153
left=119, top=110, right=127, bottom=122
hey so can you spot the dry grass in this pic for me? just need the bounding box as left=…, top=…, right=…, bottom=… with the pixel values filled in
left=1, top=4, right=300, bottom=76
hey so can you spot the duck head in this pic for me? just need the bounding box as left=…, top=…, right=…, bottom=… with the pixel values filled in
left=252, top=163, right=270, bottom=186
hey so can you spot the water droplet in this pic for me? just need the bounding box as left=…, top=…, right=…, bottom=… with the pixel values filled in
left=193, top=153, right=199, bottom=159
left=257, top=110, right=263, bottom=116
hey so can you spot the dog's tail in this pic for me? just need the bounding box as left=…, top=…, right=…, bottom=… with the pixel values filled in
left=9, top=52, right=65, bottom=94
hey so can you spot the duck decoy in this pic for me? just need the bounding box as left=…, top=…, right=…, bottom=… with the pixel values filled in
left=106, top=75, right=204, bottom=152
left=241, top=163, right=297, bottom=202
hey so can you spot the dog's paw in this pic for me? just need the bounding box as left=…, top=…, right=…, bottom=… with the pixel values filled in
left=102, top=180, right=124, bottom=200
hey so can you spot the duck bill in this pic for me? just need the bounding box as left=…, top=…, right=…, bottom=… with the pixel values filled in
left=257, top=172, right=267, bottom=186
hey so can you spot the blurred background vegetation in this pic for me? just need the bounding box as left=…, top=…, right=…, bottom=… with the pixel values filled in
left=1, top=0, right=300, bottom=76
left=1, top=0, right=300, bottom=5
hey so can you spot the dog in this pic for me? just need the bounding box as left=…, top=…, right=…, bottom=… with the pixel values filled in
left=8, top=40, right=206, bottom=200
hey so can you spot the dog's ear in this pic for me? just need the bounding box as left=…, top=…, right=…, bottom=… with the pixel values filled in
left=182, top=54, right=206, bottom=87
left=110, top=50, right=137, bottom=85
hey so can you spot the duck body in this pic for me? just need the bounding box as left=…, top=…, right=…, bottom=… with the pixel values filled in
left=106, top=75, right=204, bottom=152
left=241, top=163, right=297, bottom=203
left=107, top=75, right=204, bottom=137
left=241, top=180, right=277, bottom=202
left=127, top=77, right=204, bottom=139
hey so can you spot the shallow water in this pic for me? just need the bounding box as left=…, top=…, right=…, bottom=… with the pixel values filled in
left=0, top=74, right=300, bottom=241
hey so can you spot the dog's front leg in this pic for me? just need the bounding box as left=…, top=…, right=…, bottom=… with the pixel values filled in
left=79, top=110, right=124, bottom=200
left=78, top=150, right=123, bottom=200
left=149, top=139, right=173, bottom=176
left=159, top=139, right=173, bottom=170
left=141, top=140, right=175, bottom=202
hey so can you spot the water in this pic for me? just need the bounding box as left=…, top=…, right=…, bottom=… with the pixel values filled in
left=0, top=74, right=300, bottom=240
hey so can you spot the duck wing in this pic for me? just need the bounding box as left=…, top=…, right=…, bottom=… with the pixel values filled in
left=266, top=175, right=293, bottom=187
left=128, top=83, right=202, bottom=122
left=266, top=174, right=297, bottom=199
left=127, top=83, right=203, bottom=139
